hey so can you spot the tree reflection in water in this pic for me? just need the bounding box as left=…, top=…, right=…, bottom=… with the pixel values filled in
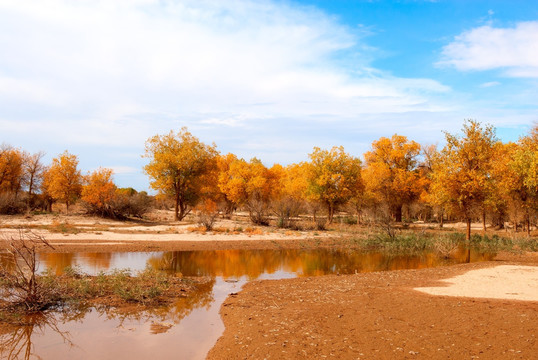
left=0, top=248, right=496, bottom=359
left=146, top=248, right=495, bottom=279
left=0, top=277, right=215, bottom=359
left=0, top=312, right=73, bottom=360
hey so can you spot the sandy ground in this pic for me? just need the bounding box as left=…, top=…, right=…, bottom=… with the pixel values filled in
left=0, top=213, right=336, bottom=252
left=416, top=265, right=538, bottom=301
left=0, top=214, right=324, bottom=241
left=208, top=256, right=538, bottom=360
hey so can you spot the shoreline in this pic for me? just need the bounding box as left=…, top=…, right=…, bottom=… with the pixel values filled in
left=208, top=257, right=538, bottom=359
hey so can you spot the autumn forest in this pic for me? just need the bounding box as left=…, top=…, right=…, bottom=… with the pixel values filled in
left=1, top=120, right=537, bottom=240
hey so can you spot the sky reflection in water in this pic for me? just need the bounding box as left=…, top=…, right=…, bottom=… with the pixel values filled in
left=1, top=248, right=494, bottom=359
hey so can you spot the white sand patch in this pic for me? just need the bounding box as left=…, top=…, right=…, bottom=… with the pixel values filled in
left=415, top=265, right=538, bottom=301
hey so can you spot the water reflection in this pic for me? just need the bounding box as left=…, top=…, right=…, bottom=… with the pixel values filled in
left=2, top=248, right=494, bottom=359
left=0, top=312, right=73, bottom=360
left=33, top=247, right=495, bottom=278
left=146, top=247, right=494, bottom=279
left=0, top=277, right=222, bottom=360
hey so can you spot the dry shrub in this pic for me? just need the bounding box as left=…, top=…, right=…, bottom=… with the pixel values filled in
left=244, top=227, right=263, bottom=235
left=0, top=192, right=26, bottom=215
left=0, top=230, right=56, bottom=311
left=433, top=235, right=460, bottom=258
left=187, top=226, right=207, bottom=234
left=49, top=220, right=81, bottom=234
left=196, top=199, right=218, bottom=231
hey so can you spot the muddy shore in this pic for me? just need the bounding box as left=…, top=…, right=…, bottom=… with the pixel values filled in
left=208, top=253, right=538, bottom=360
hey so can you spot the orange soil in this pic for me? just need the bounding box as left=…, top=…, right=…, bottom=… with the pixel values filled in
left=208, top=253, right=538, bottom=360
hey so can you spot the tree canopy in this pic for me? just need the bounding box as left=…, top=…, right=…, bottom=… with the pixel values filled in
left=144, top=128, right=218, bottom=221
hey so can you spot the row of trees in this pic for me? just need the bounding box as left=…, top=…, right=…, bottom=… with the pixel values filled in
left=0, top=149, right=149, bottom=218
left=143, top=121, right=537, bottom=239
left=1, top=120, right=536, bottom=239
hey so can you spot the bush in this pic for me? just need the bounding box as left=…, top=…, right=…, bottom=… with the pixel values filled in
left=0, top=192, right=26, bottom=215
left=196, top=199, right=218, bottom=231
left=315, top=217, right=327, bottom=230
left=112, top=190, right=152, bottom=218
left=341, top=216, right=357, bottom=225
left=82, top=189, right=152, bottom=219
left=366, top=233, right=430, bottom=254
left=0, top=230, right=57, bottom=311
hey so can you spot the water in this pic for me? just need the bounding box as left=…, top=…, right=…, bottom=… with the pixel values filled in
left=1, top=248, right=494, bottom=359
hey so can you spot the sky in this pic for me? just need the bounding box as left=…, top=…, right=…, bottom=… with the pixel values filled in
left=1, top=0, right=537, bottom=191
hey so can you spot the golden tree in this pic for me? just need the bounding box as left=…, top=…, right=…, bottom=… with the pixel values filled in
left=506, top=125, right=538, bottom=234
left=363, top=134, right=423, bottom=222
left=306, top=146, right=363, bottom=224
left=218, top=157, right=280, bottom=225
left=271, top=162, right=309, bottom=227
left=144, top=128, right=218, bottom=221
left=43, top=151, right=82, bottom=213
left=0, top=145, right=25, bottom=194
left=430, top=120, right=497, bottom=241
left=214, top=153, right=239, bottom=217
left=81, top=167, right=117, bottom=217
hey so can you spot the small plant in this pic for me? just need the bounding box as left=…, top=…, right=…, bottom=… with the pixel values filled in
left=195, top=199, right=218, bottom=231
left=432, top=234, right=461, bottom=258
left=49, top=220, right=81, bottom=234
left=244, top=227, right=263, bottom=235
left=342, top=216, right=357, bottom=225
left=315, top=217, right=327, bottom=230
left=0, top=229, right=57, bottom=311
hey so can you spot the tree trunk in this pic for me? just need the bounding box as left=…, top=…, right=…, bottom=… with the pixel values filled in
left=466, top=217, right=471, bottom=242
left=327, top=204, right=334, bottom=224
left=482, top=210, right=487, bottom=232
left=65, top=200, right=70, bottom=214
left=439, top=210, right=444, bottom=229
left=527, top=214, right=531, bottom=237
left=27, top=177, right=34, bottom=210
left=174, top=193, right=180, bottom=221
left=393, top=205, right=402, bottom=223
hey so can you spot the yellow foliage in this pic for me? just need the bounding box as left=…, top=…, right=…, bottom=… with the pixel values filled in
left=42, top=150, right=82, bottom=213
left=143, top=127, right=218, bottom=221
left=363, top=134, right=422, bottom=221
left=306, top=146, right=362, bottom=223
left=0, top=146, right=25, bottom=194
left=81, top=167, right=117, bottom=213
left=430, top=120, right=497, bottom=239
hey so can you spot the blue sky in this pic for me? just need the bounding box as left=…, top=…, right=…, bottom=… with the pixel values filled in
left=1, top=0, right=537, bottom=191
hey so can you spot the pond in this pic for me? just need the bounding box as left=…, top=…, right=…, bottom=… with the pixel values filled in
left=1, top=247, right=494, bottom=359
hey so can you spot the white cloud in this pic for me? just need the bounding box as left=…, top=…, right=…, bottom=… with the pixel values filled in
left=108, top=166, right=139, bottom=175
left=3, top=0, right=533, bottom=190
left=0, top=0, right=449, bottom=124
left=480, top=81, right=500, bottom=88
left=439, top=21, right=538, bottom=77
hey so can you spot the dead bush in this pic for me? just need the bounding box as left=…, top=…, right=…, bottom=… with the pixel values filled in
left=0, top=230, right=56, bottom=311
left=196, top=199, right=218, bottom=231
left=0, top=192, right=26, bottom=215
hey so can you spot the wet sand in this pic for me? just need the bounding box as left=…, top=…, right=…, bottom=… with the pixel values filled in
left=208, top=254, right=538, bottom=360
